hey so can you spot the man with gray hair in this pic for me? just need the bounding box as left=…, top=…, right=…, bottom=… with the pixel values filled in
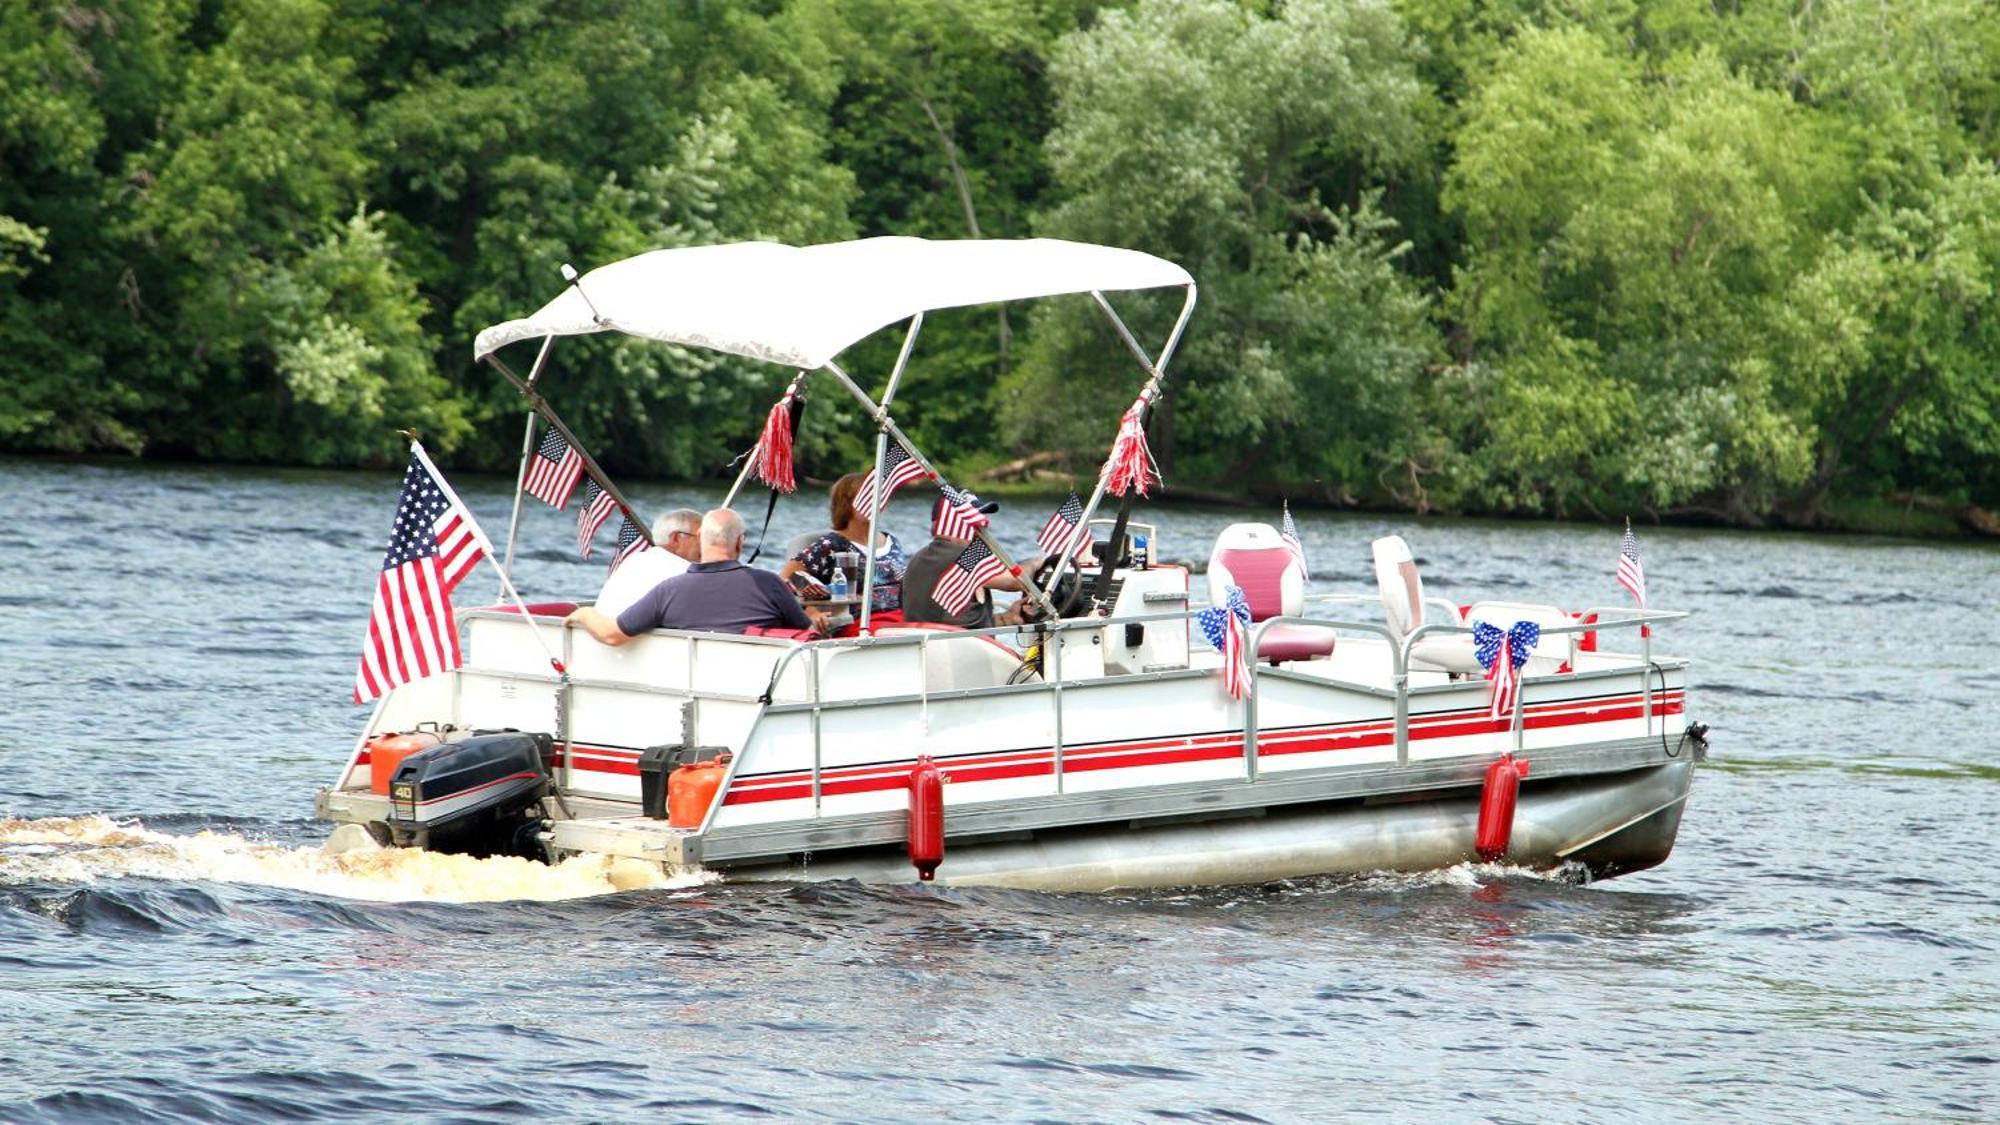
left=568, top=508, right=813, bottom=642
left=592, top=507, right=702, bottom=618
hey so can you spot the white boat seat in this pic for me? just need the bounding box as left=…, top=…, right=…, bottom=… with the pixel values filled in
left=1208, top=523, right=1335, bottom=663
left=1372, top=534, right=1480, bottom=674
left=875, top=624, right=1034, bottom=690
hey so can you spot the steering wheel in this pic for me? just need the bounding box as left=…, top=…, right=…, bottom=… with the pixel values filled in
left=1028, top=557, right=1088, bottom=620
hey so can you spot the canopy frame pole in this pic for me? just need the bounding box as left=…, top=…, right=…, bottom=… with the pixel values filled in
left=722, top=368, right=811, bottom=511
left=858, top=314, right=923, bottom=633
left=824, top=358, right=1057, bottom=622
left=498, top=336, right=558, bottom=599
left=1040, top=283, right=1198, bottom=602
left=485, top=352, right=655, bottom=547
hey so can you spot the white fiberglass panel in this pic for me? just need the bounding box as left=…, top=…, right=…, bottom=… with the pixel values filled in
left=464, top=615, right=560, bottom=676
left=1249, top=674, right=1400, bottom=773
left=570, top=631, right=692, bottom=690
left=688, top=636, right=788, bottom=696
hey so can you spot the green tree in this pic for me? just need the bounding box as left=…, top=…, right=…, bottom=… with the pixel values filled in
left=1017, top=0, right=1441, bottom=496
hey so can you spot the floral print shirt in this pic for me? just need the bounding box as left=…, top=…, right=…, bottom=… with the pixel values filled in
left=793, top=531, right=907, bottom=613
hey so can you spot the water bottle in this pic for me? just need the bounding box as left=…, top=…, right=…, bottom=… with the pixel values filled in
left=829, top=567, right=849, bottom=600
left=1132, top=534, right=1149, bottom=569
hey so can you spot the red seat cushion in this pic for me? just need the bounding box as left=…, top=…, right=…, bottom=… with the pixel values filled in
left=743, top=626, right=819, bottom=641
left=1256, top=623, right=1336, bottom=663
left=1214, top=547, right=1291, bottom=620
left=469, top=602, right=578, bottom=617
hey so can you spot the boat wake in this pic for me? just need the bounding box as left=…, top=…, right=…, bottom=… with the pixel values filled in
left=0, top=815, right=703, bottom=903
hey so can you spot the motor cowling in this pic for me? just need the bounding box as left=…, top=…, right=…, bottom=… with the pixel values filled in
left=1474, top=752, right=1530, bottom=862
left=385, top=731, right=554, bottom=858
left=908, top=756, right=945, bottom=881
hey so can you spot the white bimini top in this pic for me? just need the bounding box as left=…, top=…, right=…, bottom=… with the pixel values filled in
left=472, top=237, right=1194, bottom=370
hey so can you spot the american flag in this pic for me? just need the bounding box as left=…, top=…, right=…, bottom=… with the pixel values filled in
left=575, top=479, right=616, bottom=558
left=854, top=440, right=927, bottom=517
left=1036, top=492, right=1094, bottom=560
left=354, top=444, right=492, bottom=704
left=609, top=517, right=649, bottom=572
left=933, top=483, right=990, bottom=540
left=1196, top=586, right=1252, bottom=700
left=522, top=426, right=585, bottom=509
left=1281, top=505, right=1309, bottom=580
left=1617, top=523, right=1646, bottom=607
left=1473, top=620, right=1540, bottom=722
left=932, top=537, right=1007, bottom=615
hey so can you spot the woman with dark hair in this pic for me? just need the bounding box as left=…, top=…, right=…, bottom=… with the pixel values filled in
left=779, top=471, right=909, bottom=622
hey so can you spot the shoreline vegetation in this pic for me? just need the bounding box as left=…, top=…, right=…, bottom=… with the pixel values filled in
left=3, top=1, right=1994, bottom=535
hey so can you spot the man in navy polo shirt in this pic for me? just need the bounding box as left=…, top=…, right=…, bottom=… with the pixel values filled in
left=567, top=508, right=813, bottom=643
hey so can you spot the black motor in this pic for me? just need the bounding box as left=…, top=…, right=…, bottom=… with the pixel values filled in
left=385, top=731, right=555, bottom=858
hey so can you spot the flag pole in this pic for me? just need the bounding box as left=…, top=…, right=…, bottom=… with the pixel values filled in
left=484, top=353, right=654, bottom=548
left=411, top=441, right=569, bottom=679
left=498, top=335, right=559, bottom=600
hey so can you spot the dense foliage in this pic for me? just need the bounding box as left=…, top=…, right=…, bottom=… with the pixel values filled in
left=3, top=0, right=1995, bottom=526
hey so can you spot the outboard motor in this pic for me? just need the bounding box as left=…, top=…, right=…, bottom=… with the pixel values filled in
left=385, top=731, right=555, bottom=858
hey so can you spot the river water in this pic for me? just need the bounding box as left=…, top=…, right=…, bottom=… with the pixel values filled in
left=3, top=456, right=1995, bottom=1121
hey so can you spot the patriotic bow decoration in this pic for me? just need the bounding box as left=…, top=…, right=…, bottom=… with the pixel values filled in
left=1102, top=392, right=1159, bottom=497
left=1472, top=620, right=1540, bottom=722
left=1196, top=585, right=1254, bottom=700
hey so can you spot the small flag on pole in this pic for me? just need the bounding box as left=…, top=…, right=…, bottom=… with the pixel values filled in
left=609, top=517, right=649, bottom=572
left=933, top=483, right=990, bottom=541
left=932, top=537, right=1007, bottom=615
left=1617, top=521, right=1646, bottom=608
left=1280, top=504, right=1309, bottom=580
left=1473, top=620, right=1540, bottom=723
left=522, top=427, right=585, bottom=509
left=575, top=479, right=616, bottom=558
left=1196, top=585, right=1253, bottom=700
left=354, top=444, right=493, bottom=704
left=854, top=440, right=928, bottom=517
left=1036, top=492, right=1094, bottom=561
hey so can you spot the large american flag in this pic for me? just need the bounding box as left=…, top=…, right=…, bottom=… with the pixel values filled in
left=1617, top=523, right=1646, bottom=607
left=522, top=426, right=585, bottom=509
left=1036, top=492, right=1094, bottom=560
left=933, top=483, right=990, bottom=541
left=609, top=516, right=649, bottom=572
left=575, top=479, right=616, bottom=558
left=932, top=537, right=1007, bottom=615
left=854, top=440, right=927, bottom=517
left=1281, top=505, right=1310, bottom=580
left=354, top=444, right=491, bottom=704
left=1196, top=586, right=1252, bottom=700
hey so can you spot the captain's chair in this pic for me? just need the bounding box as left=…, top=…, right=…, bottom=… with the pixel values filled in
left=1371, top=535, right=1483, bottom=675
left=1207, top=523, right=1336, bottom=663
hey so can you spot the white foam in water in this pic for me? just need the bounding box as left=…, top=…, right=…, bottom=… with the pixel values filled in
left=0, top=815, right=709, bottom=903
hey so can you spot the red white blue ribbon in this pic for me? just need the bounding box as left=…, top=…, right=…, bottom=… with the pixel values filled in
left=1197, top=585, right=1253, bottom=700
left=1473, top=620, right=1540, bottom=721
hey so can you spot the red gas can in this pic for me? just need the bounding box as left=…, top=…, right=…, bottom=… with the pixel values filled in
left=907, top=756, right=945, bottom=881
left=367, top=731, right=442, bottom=795
left=669, top=755, right=732, bottom=829
left=1474, top=753, right=1530, bottom=862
